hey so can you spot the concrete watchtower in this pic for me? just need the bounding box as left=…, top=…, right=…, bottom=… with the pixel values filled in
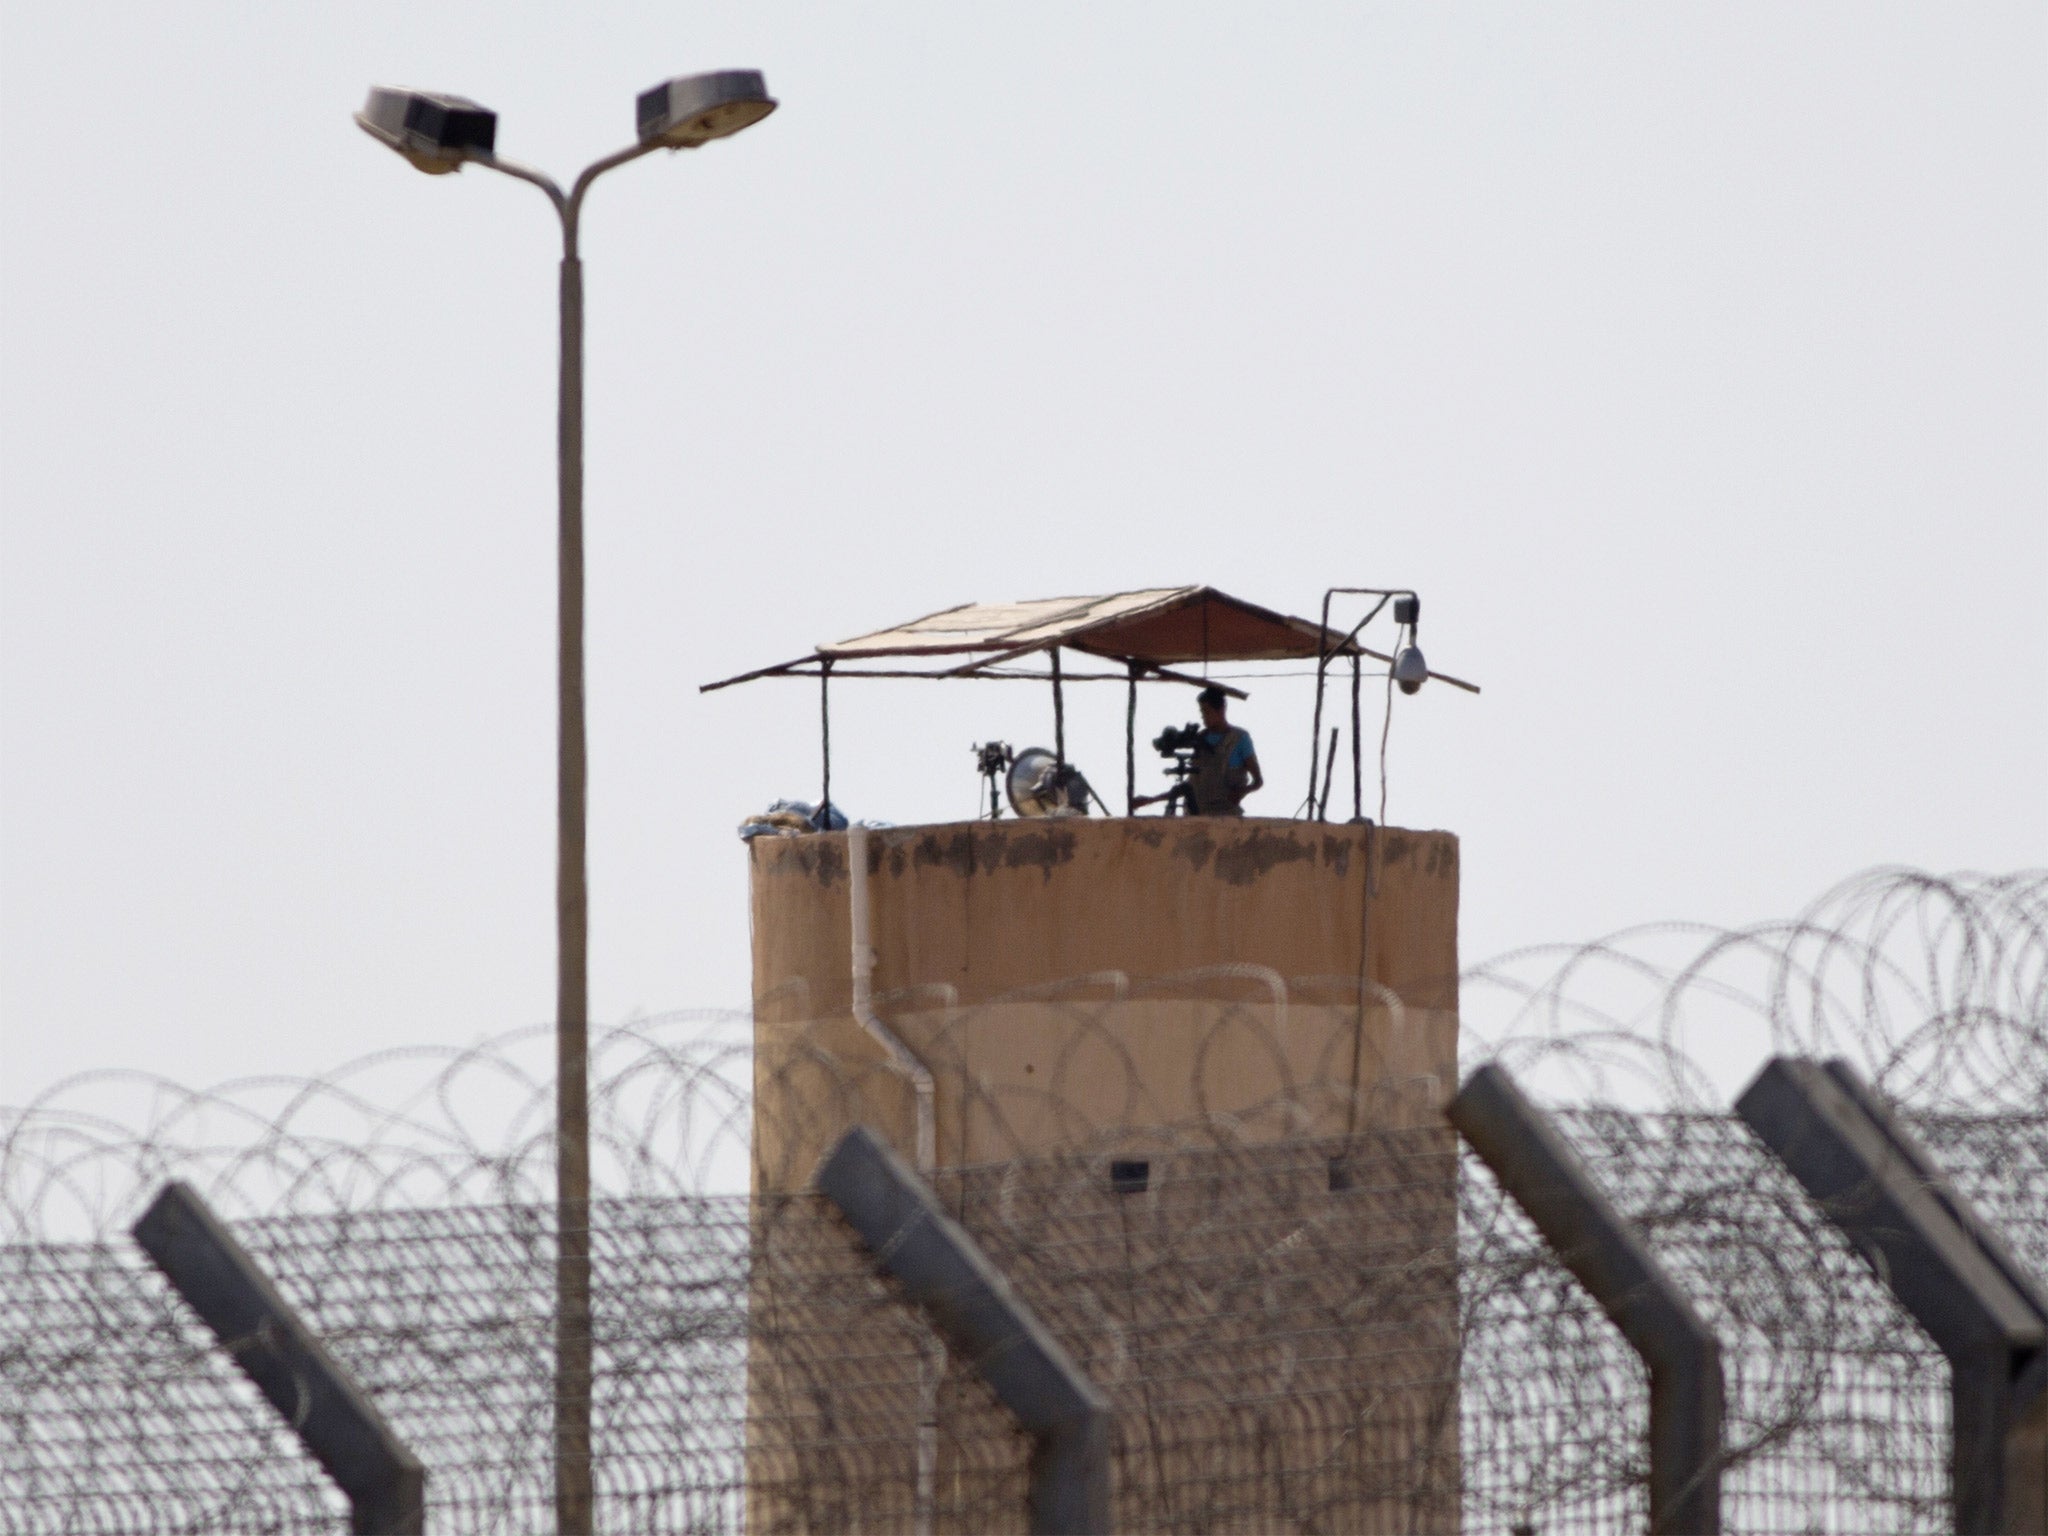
left=709, top=587, right=1474, bottom=1530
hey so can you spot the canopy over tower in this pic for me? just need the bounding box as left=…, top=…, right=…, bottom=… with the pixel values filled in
left=703, top=584, right=1479, bottom=692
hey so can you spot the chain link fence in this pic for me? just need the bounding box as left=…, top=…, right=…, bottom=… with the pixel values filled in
left=3, top=869, right=2042, bottom=1533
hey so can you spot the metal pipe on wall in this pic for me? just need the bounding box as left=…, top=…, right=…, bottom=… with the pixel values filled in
left=846, top=823, right=941, bottom=1534
left=847, top=825, right=934, bottom=1170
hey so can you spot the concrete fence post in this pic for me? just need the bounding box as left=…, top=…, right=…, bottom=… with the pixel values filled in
left=1448, top=1064, right=1724, bottom=1534
left=817, top=1127, right=1113, bottom=1535
left=1737, top=1058, right=2047, bottom=1535
left=132, top=1182, right=426, bottom=1535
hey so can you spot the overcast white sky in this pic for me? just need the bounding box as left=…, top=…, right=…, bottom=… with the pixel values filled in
left=3, top=3, right=2043, bottom=1105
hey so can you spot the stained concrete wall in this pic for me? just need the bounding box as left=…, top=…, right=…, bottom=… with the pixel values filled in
left=749, top=816, right=1459, bottom=1186
left=753, top=816, right=1457, bottom=1015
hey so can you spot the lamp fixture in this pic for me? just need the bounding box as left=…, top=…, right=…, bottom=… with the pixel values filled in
left=1391, top=595, right=1427, bottom=694
left=636, top=70, right=778, bottom=149
left=355, top=88, right=497, bottom=173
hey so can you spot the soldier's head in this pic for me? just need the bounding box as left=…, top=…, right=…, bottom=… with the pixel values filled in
left=1197, top=685, right=1228, bottom=730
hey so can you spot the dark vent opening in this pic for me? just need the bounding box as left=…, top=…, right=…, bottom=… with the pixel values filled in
left=1328, top=1156, right=1354, bottom=1192
left=1110, top=1159, right=1150, bottom=1195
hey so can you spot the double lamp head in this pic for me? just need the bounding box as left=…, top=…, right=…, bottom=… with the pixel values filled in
left=356, top=70, right=777, bottom=174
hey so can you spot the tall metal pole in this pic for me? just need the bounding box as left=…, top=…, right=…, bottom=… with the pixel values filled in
left=473, top=146, right=647, bottom=1536
left=544, top=146, right=658, bottom=1532
left=452, top=154, right=597, bottom=1534
left=361, top=104, right=761, bottom=1529
left=553, top=238, right=593, bottom=1535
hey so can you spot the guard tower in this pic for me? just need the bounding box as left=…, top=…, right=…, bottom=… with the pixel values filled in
left=708, top=586, right=1477, bottom=1529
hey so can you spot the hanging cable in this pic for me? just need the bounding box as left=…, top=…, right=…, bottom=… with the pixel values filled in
left=1378, top=663, right=1396, bottom=828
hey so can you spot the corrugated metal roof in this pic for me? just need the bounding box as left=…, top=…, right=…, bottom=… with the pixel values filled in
left=818, top=587, right=1340, bottom=665
left=821, top=589, right=1174, bottom=658
left=699, top=586, right=1478, bottom=695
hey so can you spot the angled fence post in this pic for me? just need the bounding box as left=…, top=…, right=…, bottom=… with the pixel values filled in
left=1737, top=1058, right=2047, bottom=1535
left=132, top=1182, right=426, bottom=1535
left=817, top=1126, right=1113, bottom=1535
left=1448, top=1064, right=1723, bottom=1534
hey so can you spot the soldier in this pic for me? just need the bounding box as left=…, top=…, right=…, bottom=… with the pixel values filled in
left=1189, top=684, right=1263, bottom=816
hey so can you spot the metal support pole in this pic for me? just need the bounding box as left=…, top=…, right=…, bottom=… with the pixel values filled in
left=1350, top=653, right=1363, bottom=821
left=1316, top=727, right=1339, bottom=821
left=133, top=1183, right=426, bottom=1535
left=1448, top=1065, right=1724, bottom=1533
left=552, top=242, right=595, bottom=1536
left=512, top=142, right=657, bottom=1536
left=1818, top=1062, right=2048, bottom=1326
left=373, top=130, right=699, bottom=1536
left=1051, top=647, right=1066, bottom=766
left=1306, top=626, right=1328, bottom=815
left=1308, top=588, right=1398, bottom=816
left=1737, top=1058, right=2047, bottom=1534
left=819, top=658, right=833, bottom=824
left=818, top=1127, right=1113, bottom=1534
left=1125, top=662, right=1139, bottom=816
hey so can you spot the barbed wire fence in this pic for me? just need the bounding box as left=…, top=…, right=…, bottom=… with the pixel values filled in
left=2, top=867, right=2043, bottom=1533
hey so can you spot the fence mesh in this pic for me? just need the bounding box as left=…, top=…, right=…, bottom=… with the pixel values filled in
left=2, top=867, right=2042, bottom=1533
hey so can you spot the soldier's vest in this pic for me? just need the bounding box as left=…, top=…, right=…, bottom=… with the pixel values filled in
left=1189, top=727, right=1249, bottom=816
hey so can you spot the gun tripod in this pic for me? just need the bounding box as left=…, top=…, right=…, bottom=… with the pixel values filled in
left=972, top=742, right=1014, bottom=820
left=1132, top=750, right=1197, bottom=816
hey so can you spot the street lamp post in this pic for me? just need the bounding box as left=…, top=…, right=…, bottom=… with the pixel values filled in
left=356, top=73, right=776, bottom=1534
